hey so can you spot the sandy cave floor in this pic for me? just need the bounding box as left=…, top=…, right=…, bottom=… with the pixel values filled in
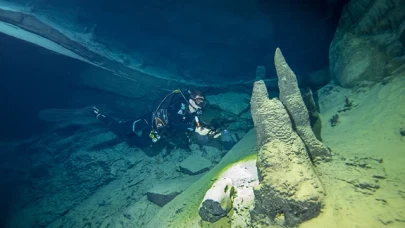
left=5, top=75, right=404, bottom=228
left=299, top=74, right=405, bottom=228
left=145, top=74, right=404, bottom=228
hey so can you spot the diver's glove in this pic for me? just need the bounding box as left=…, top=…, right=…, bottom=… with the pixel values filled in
left=195, top=127, right=221, bottom=138
left=195, top=127, right=210, bottom=136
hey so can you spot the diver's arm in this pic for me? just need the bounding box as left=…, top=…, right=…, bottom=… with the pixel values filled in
left=170, top=103, right=220, bottom=137
left=194, top=127, right=221, bottom=138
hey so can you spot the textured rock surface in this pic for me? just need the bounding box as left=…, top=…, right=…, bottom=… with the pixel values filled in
left=179, top=154, right=212, bottom=175
left=329, top=0, right=405, bottom=87
left=275, top=48, right=331, bottom=161
left=250, top=80, right=325, bottom=227
left=249, top=81, right=276, bottom=149
left=207, top=92, right=251, bottom=116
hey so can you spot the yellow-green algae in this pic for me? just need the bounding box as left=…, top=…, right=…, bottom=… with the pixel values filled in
left=146, top=129, right=258, bottom=228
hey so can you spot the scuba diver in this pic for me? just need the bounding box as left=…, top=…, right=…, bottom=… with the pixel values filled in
left=90, top=89, right=221, bottom=148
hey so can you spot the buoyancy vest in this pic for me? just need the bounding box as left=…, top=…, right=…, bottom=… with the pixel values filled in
left=149, top=89, right=190, bottom=142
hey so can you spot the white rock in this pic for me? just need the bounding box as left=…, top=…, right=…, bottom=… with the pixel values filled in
left=198, top=177, right=234, bottom=222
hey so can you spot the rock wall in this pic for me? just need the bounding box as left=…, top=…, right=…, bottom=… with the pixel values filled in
left=329, top=0, right=405, bottom=87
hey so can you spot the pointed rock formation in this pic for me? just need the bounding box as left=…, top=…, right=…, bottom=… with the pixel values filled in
left=274, top=48, right=331, bottom=162
left=250, top=80, right=325, bottom=227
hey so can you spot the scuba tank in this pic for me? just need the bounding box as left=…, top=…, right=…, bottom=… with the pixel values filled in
left=149, top=89, right=191, bottom=143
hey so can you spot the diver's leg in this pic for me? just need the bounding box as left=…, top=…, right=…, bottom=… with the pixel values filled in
left=110, top=118, right=150, bottom=136
left=127, top=113, right=153, bottom=135
left=92, top=107, right=116, bottom=126
left=92, top=107, right=151, bottom=136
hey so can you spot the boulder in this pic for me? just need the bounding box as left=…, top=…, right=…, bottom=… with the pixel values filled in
left=207, top=92, right=250, bottom=116
left=198, top=177, right=235, bottom=223
left=179, top=154, right=212, bottom=175
left=330, top=34, right=389, bottom=87
left=275, top=48, right=331, bottom=162
left=250, top=80, right=325, bottom=227
left=329, top=0, right=405, bottom=87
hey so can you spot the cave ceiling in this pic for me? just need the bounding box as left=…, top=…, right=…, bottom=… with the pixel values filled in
left=0, top=0, right=348, bottom=98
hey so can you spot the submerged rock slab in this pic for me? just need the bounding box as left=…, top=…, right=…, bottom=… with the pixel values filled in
left=179, top=154, right=212, bottom=175
left=250, top=80, right=325, bottom=227
left=147, top=175, right=202, bottom=206
left=207, top=92, right=251, bottom=116
left=275, top=48, right=331, bottom=162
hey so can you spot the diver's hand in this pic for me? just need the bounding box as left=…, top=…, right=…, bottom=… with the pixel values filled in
left=195, top=127, right=211, bottom=136
left=195, top=127, right=221, bottom=138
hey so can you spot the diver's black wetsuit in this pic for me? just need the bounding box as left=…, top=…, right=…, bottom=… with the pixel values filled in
left=94, top=93, right=198, bottom=147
